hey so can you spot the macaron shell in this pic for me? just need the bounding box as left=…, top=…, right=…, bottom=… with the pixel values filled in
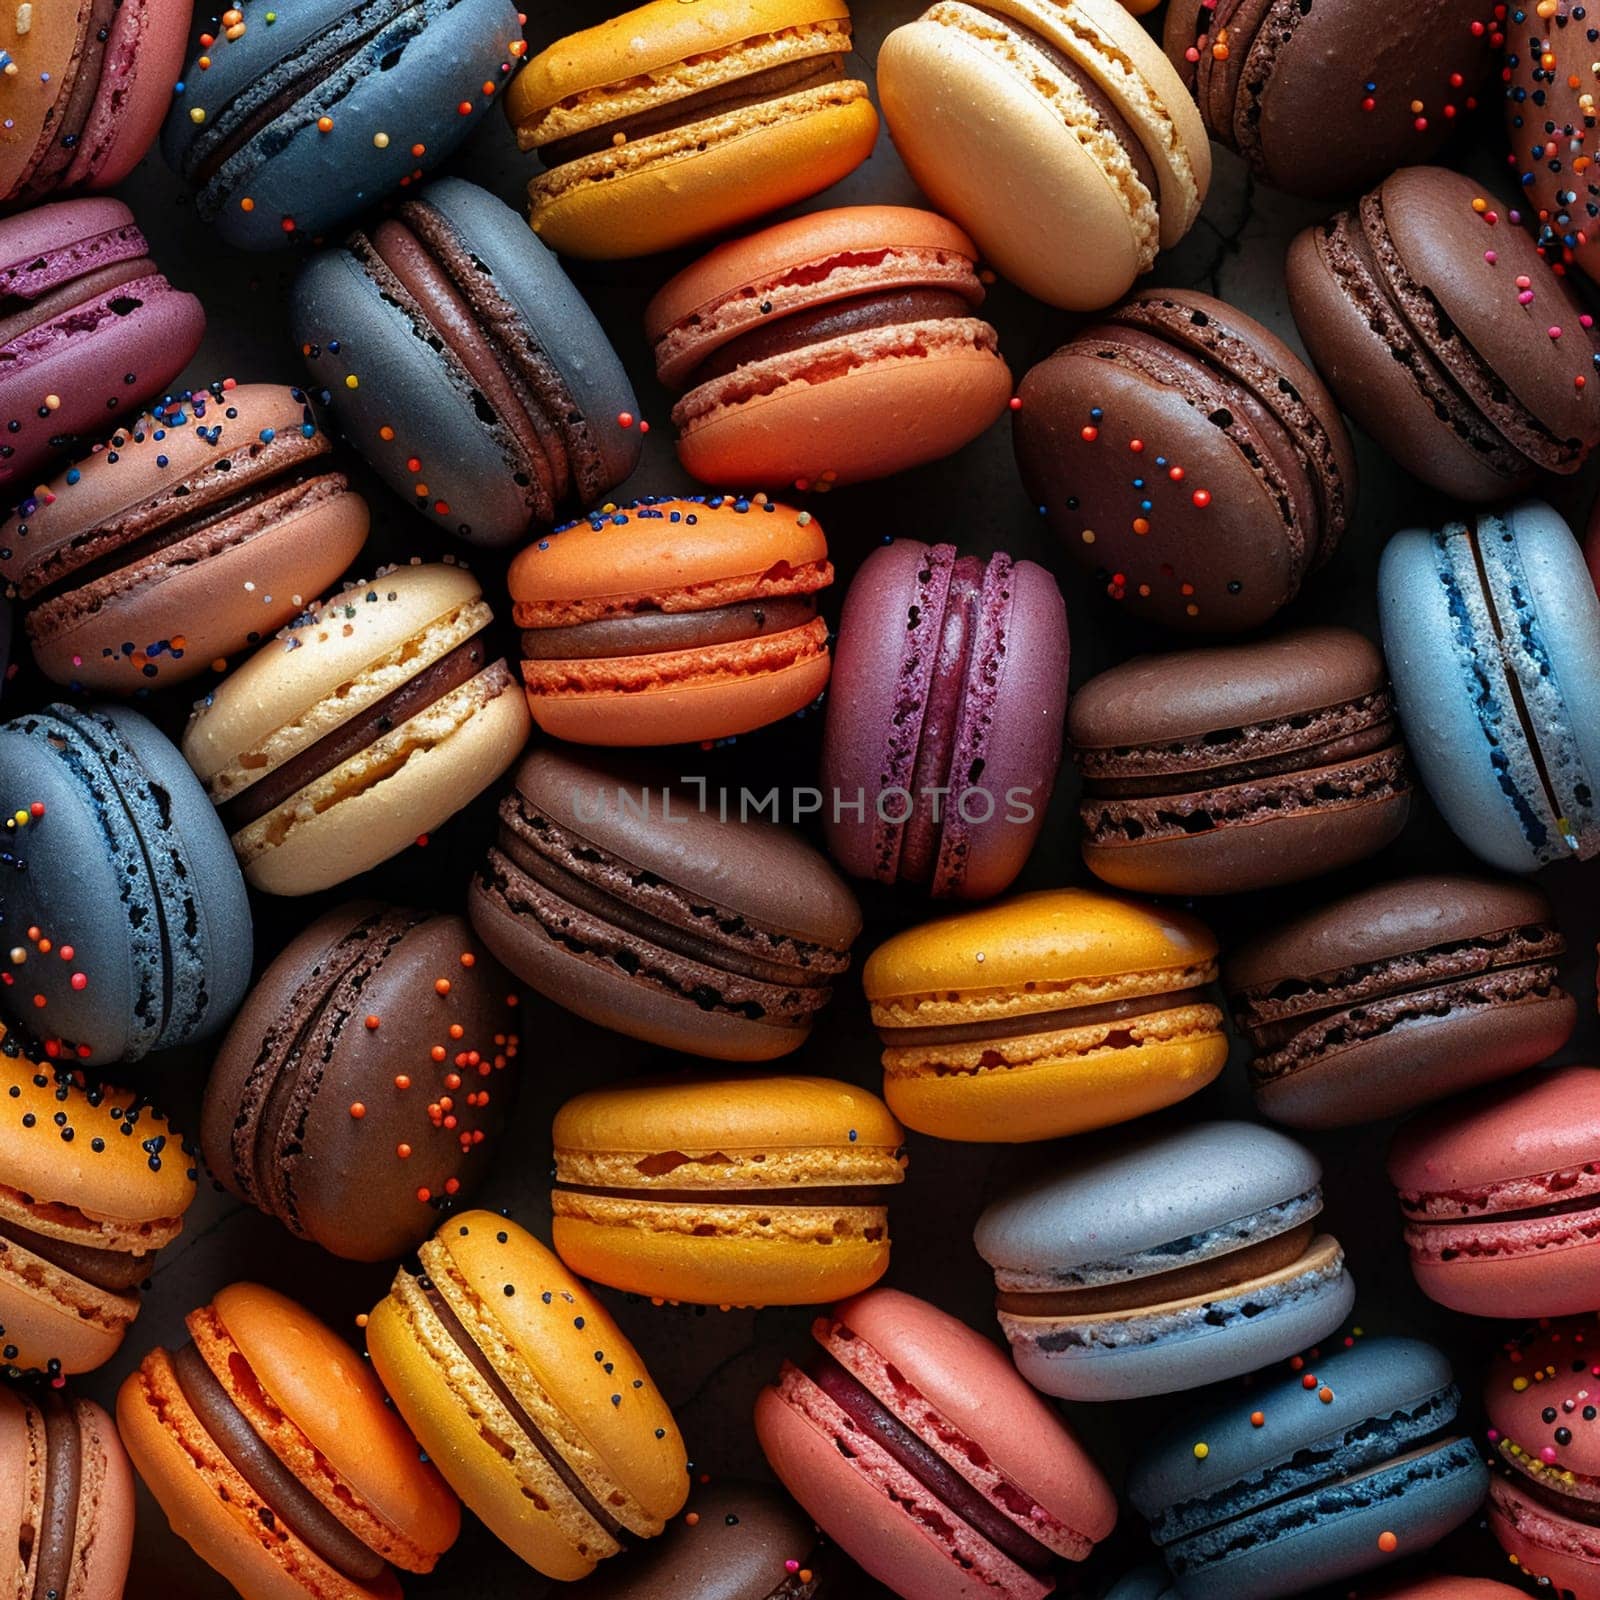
left=674, top=332, right=1012, bottom=489
left=1488, top=1472, right=1600, bottom=1600
left=1410, top=1231, right=1600, bottom=1319
left=527, top=97, right=880, bottom=260
left=0, top=3, right=80, bottom=199
left=70, top=1394, right=138, bottom=1600
left=1368, top=1581, right=1527, bottom=1598
left=754, top=1384, right=1045, bottom=1600
left=1484, top=1316, right=1600, bottom=1486
left=0, top=1249, right=135, bottom=1376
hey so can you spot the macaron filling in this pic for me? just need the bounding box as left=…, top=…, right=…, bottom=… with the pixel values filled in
left=1399, top=1169, right=1600, bottom=1264
left=521, top=595, right=819, bottom=660
left=1491, top=1470, right=1600, bottom=1564
left=33, top=1390, right=83, bottom=1600
left=881, top=986, right=1213, bottom=1053
left=168, top=1341, right=388, bottom=1583
left=0, top=1213, right=151, bottom=1293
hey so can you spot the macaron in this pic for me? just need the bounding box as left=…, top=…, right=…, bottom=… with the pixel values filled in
left=0, top=703, right=251, bottom=1065
left=293, top=178, right=642, bottom=549
left=1368, top=1584, right=1528, bottom=1599
left=471, top=747, right=860, bottom=1061
left=119, top=1282, right=460, bottom=1597
left=181, top=562, right=531, bottom=896
left=876, top=0, right=1210, bottom=310
left=0, top=1030, right=195, bottom=1378
left=1226, top=874, right=1577, bottom=1130
left=574, top=1480, right=828, bottom=1599
left=0, top=198, right=204, bottom=489
left=551, top=1073, right=905, bottom=1308
left=509, top=495, right=833, bottom=748
left=1388, top=1064, right=1600, bottom=1319
left=1483, top=1316, right=1600, bottom=1599
left=1127, top=1338, right=1488, bottom=1600
left=1069, top=627, right=1411, bottom=895
left=1378, top=500, right=1600, bottom=872
left=1012, top=289, right=1356, bottom=633
left=0, top=1385, right=135, bottom=1600
left=756, top=1287, right=1118, bottom=1600
left=865, top=888, right=1226, bottom=1144
left=1505, top=1, right=1600, bottom=280
left=646, top=207, right=1012, bottom=490
left=821, top=540, right=1069, bottom=901
left=0, top=384, right=369, bottom=693
left=974, top=1121, right=1355, bottom=1401
left=366, top=1211, right=688, bottom=1581
left=1287, top=167, right=1600, bottom=502
left=201, top=902, right=521, bottom=1264
left=162, top=0, right=524, bottom=251
left=1164, top=0, right=1494, bottom=197
left=505, top=0, right=879, bottom=260
left=1103, top=1570, right=1175, bottom=1600
left=0, top=0, right=190, bottom=203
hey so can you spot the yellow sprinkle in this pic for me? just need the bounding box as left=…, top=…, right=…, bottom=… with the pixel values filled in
left=345, top=375, right=360, bottom=390
left=190, top=107, right=207, bottom=125
left=12, top=810, right=27, bottom=827
left=1193, top=1442, right=1209, bottom=1460
left=373, top=132, right=390, bottom=149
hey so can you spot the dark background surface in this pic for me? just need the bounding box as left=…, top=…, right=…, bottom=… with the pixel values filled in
left=2, top=1, right=1597, bottom=1595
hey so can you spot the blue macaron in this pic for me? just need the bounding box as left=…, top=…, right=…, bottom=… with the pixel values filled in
left=293, top=177, right=642, bottom=547
left=973, top=1122, right=1355, bottom=1401
left=1104, top=1568, right=1177, bottom=1599
left=162, top=0, right=523, bottom=250
left=0, top=704, right=251, bottom=1065
left=1378, top=499, right=1600, bottom=872
left=1128, top=1338, right=1489, bottom=1600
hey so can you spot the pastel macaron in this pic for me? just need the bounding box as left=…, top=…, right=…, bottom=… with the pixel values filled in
left=0, top=1031, right=195, bottom=1377
left=647, top=207, right=1012, bottom=490
left=0, top=198, right=203, bottom=488
left=506, top=0, right=878, bottom=260
left=510, top=495, right=833, bottom=747
left=864, top=888, right=1227, bottom=1144
left=1069, top=627, right=1411, bottom=894
left=551, top=1074, right=905, bottom=1308
left=366, top=1212, right=688, bottom=1581
left=1484, top=1316, right=1600, bottom=1598
left=120, top=1282, right=460, bottom=1598
left=0, top=1385, right=135, bottom=1600
left=1128, top=1338, right=1488, bottom=1600
left=1165, top=0, right=1493, bottom=197
left=0, top=384, right=368, bottom=692
left=293, top=178, right=642, bottom=548
left=822, top=540, right=1069, bottom=900
left=201, top=903, right=521, bottom=1263
left=0, top=0, right=191, bottom=203
left=1379, top=500, right=1600, bottom=871
left=1226, top=874, right=1576, bottom=1129
left=757, top=1288, right=1118, bottom=1600
left=1389, top=1065, right=1600, bottom=1319
left=975, top=1121, right=1355, bottom=1401
left=181, top=562, right=530, bottom=896
left=1289, top=168, right=1600, bottom=501
left=1369, top=1585, right=1527, bottom=1599
left=0, top=703, right=251, bottom=1065
left=471, top=747, right=860, bottom=1061
left=877, top=0, right=1210, bottom=310
left=163, top=0, right=524, bottom=250
left=1014, top=290, right=1356, bottom=632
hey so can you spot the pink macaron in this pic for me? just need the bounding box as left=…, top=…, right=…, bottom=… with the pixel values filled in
left=0, top=199, right=204, bottom=488
left=1388, top=1065, right=1600, bottom=1319
left=820, top=539, right=1070, bottom=900
left=1484, top=1316, right=1600, bottom=1598
left=755, top=1286, right=1116, bottom=1600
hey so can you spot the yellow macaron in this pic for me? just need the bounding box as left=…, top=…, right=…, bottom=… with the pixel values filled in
left=507, top=0, right=879, bottom=258
left=366, top=1212, right=687, bottom=1582
left=864, top=888, right=1228, bottom=1142
left=551, top=1074, right=906, bottom=1308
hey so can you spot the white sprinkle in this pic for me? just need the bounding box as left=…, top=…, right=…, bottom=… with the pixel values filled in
left=15, top=5, right=31, bottom=35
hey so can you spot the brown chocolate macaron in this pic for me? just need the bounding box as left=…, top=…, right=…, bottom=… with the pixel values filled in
left=1069, top=625, right=1411, bottom=895
left=201, top=902, right=520, bottom=1262
left=1287, top=165, right=1600, bottom=501
left=1227, top=875, right=1576, bottom=1129
left=1013, top=288, right=1356, bottom=633
left=470, top=747, right=861, bottom=1063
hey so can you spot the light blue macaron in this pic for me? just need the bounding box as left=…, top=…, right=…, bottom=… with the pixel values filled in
left=1128, top=1337, right=1489, bottom=1600
left=1379, top=499, right=1600, bottom=872
left=974, top=1122, right=1354, bottom=1401
left=163, top=0, right=522, bottom=250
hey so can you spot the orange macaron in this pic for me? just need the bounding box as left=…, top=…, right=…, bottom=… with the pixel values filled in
left=509, top=495, right=833, bottom=746
left=647, top=207, right=1013, bottom=490
left=119, top=1282, right=459, bottom=1599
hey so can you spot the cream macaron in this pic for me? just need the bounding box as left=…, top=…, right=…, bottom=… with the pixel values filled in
left=182, top=563, right=530, bottom=896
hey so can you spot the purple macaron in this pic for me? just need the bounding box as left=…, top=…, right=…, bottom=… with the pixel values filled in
left=0, top=199, right=204, bottom=487
left=821, top=539, right=1069, bottom=899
